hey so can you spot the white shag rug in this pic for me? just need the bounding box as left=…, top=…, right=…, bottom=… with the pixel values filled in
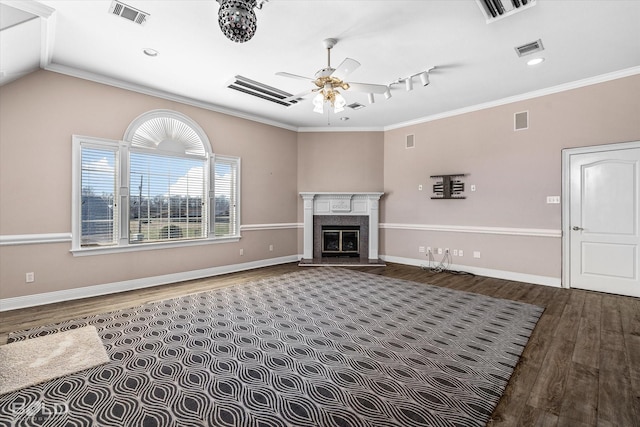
left=0, top=325, right=109, bottom=395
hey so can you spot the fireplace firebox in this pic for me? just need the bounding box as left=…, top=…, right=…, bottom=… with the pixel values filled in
left=322, top=226, right=360, bottom=257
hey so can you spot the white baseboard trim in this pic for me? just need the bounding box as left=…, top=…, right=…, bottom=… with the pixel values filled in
left=380, top=255, right=562, bottom=288
left=0, top=255, right=300, bottom=312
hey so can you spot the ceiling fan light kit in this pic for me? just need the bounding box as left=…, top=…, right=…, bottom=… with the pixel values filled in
left=277, top=38, right=435, bottom=117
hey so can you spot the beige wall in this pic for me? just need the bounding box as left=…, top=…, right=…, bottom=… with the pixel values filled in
left=1, top=70, right=639, bottom=302
left=296, top=131, right=384, bottom=193
left=0, top=71, right=299, bottom=299
left=383, top=74, right=640, bottom=279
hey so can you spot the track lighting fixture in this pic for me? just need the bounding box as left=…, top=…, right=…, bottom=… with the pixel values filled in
left=367, top=93, right=375, bottom=104
left=389, top=67, right=434, bottom=94
left=384, top=87, right=392, bottom=100
left=216, top=0, right=268, bottom=43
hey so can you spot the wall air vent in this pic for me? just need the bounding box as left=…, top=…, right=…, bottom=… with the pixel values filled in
left=514, top=111, right=529, bottom=130
left=227, top=76, right=300, bottom=107
left=347, top=103, right=366, bottom=110
left=109, top=0, right=149, bottom=25
left=476, top=0, right=536, bottom=23
left=515, top=39, right=544, bottom=57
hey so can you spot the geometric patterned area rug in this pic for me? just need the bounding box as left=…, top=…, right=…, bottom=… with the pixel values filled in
left=0, top=268, right=544, bottom=427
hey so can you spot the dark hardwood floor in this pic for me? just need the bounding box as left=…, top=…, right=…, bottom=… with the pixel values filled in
left=1, top=262, right=638, bottom=426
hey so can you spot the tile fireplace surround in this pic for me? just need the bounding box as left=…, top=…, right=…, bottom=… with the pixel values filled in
left=299, top=192, right=384, bottom=265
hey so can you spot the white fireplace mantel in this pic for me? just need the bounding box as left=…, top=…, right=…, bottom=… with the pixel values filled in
left=300, top=192, right=384, bottom=261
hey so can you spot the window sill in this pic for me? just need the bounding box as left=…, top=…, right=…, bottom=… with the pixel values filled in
left=70, top=235, right=241, bottom=257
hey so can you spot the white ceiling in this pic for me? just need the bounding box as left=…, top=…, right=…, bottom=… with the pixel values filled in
left=1, top=0, right=639, bottom=131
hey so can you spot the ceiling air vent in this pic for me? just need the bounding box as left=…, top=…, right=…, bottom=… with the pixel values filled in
left=347, top=103, right=366, bottom=110
left=227, top=76, right=301, bottom=107
left=109, top=1, right=149, bottom=25
left=476, top=0, right=536, bottom=23
left=515, top=39, right=544, bottom=57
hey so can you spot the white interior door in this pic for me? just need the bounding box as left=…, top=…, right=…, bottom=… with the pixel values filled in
left=568, top=145, right=640, bottom=297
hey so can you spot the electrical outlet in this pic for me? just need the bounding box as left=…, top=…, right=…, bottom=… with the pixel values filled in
left=473, top=251, right=481, bottom=259
left=445, top=248, right=450, bottom=254
left=25, top=272, right=35, bottom=283
left=239, top=248, right=244, bottom=256
left=269, top=244, right=273, bottom=251
left=453, top=249, right=458, bottom=256
left=546, top=196, right=560, bottom=204
left=418, top=184, right=423, bottom=191
left=418, top=246, right=425, bottom=253
left=459, top=249, right=464, bottom=257
left=470, top=185, right=476, bottom=192
left=437, top=248, right=443, bottom=255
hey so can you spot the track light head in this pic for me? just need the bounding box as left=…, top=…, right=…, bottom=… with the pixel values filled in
left=384, top=87, right=392, bottom=100
left=419, top=71, right=430, bottom=86
left=367, top=93, right=375, bottom=104
left=405, top=77, right=413, bottom=91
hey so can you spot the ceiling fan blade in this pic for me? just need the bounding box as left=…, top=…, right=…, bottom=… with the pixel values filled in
left=282, top=88, right=317, bottom=102
left=276, top=72, right=315, bottom=82
left=347, top=82, right=389, bottom=94
left=331, top=58, right=360, bottom=80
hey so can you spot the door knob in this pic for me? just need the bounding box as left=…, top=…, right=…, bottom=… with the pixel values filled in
left=572, top=226, right=584, bottom=231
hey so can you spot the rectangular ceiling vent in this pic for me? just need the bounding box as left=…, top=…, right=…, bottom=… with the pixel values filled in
left=476, top=0, right=536, bottom=23
left=227, top=76, right=300, bottom=107
left=109, top=1, right=149, bottom=25
left=515, top=39, right=544, bottom=57
left=347, top=103, right=366, bottom=110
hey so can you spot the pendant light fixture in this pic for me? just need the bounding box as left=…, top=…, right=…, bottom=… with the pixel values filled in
left=216, top=0, right=268, bottom=43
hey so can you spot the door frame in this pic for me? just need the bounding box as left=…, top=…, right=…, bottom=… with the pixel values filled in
left=561, top=140, right=640, bottom=289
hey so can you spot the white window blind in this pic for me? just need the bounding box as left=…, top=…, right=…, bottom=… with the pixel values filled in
left=80, top=146, right=118, bottom=247
left=129, top=152, right=206, bottom=243
left=213, top=155, right=240, bottom=237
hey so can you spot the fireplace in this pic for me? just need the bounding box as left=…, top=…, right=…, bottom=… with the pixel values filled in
left=300, top=192, right=384, bottom=265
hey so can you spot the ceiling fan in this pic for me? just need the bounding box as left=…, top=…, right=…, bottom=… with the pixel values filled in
left=276, top=38, right=391, bottom=114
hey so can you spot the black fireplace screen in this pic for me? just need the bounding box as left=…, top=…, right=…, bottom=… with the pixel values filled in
left=322, top=228, right=359, bottom=256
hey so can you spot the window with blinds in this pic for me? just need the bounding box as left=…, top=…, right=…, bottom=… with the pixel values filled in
left=72, top=111, right=240, bottom=253
left=129, top=152, right=207, bottom=243
left=80, top=146, right=118, bottom=246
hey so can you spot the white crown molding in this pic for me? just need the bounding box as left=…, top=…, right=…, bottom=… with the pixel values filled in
left=0, top=233, right=71, bottom=246
left=381, top=255, right=561, bottom=288
left=0, top=255, right=300, bottom=312
left=383, top=65, right=640, bottom=131
left=297, top=126, right=385, bottom=133
left=41, top=61, right=639, bottom=134
left=0, top=0, right=55, bottom=18
left=43, top=63, right=299, bottom=133
left=380, top=223, right=561, bottom=238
